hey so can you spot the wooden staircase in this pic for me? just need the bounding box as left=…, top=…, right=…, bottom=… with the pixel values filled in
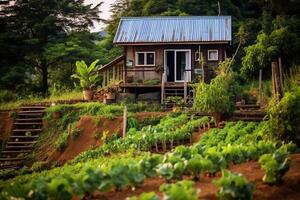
left=231, top=104, right=266, bottom=122
left=163, top=83, right=194, bottom=107
left=0, top=106, right=46, bottom=170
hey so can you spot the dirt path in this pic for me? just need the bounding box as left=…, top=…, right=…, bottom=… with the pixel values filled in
left=91, top=153, right=300, bottom=200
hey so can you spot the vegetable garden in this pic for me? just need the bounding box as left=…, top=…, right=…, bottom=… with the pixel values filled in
left=0, top=111, right=298, bottom=200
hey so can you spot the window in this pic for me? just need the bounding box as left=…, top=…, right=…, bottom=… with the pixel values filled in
left=136, top=52, right=155, bottom=66
left=208, top=50, right=218, bottom=61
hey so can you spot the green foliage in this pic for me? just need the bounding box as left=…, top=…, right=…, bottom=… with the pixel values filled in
left=127, top=192, right=160, bottom=200
left=259, top=145, right=291, bottom=184
left=214, top=170, right=255, bottom=200
left=194, top=59, right=235, bottom=115
left=0, top=90, right=16, bottom=103
left=160, top=180, right=199, bottom=200
left=55, top=131, right=69, bottom=151
left=266, top=86, right=300, bottom=143
left=186, top=155, right=213, bottom=180
left=71, top=60, right=101, bottom=90
left=241, top=16, right=300, bottom=79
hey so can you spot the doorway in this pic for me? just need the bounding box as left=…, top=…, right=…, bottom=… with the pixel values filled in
left=164, top=49, right=191, bottom=82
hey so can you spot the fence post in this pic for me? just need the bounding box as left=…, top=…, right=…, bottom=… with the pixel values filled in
left=123, top=106, right=127, bottom=138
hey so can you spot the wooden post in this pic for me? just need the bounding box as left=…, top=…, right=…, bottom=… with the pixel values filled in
left=258, top=69, right=262, bottom=106
left=278, top=57, right=284, bottom=95
left=112, top=65, right=116, bottom=82
left=271, top=62, right=277, bottom=96
left=102, top=70, right=106, bottom=86
left=161, top=72, right=165, bottom=104
left=123, top=106, right=127, bottom=138
left=200, top=52, right=205, bottom=82
left=184, top=71, right=187, bottom=104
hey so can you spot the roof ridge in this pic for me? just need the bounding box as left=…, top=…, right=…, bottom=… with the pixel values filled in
left=121, top=16, right=231, bottom=20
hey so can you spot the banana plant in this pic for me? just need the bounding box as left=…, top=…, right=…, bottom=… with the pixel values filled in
left=71, top=59, right=101, bottom=90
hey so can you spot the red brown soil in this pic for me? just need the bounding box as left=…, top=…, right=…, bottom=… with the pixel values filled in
left=54, top=112, right=168, bottom=163
left=0, top=111, right=13, bottom=140
left=91, top=153, right=300, bottom=200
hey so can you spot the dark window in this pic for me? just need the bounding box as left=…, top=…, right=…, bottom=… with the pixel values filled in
left=146, top=53, right=154, bottom=65
left=137, top=53, right=145, bottom=65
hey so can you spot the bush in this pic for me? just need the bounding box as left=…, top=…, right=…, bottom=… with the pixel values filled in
left=194, top=59, right=235, bottom=116
left=266, top=86, right=300, bottom=143
left=0, top=90, right=16, bottom=103
left=214, top=170, right=255, bottom=200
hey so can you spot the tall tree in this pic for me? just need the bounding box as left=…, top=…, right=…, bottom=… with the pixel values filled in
left=0, top=0, right=103, bottom=95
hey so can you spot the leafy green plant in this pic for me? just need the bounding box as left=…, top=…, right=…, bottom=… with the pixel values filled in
left=259, top=146, right=291, bottom=184
left=71, top=59, right=101, bottom=90
left=55, top=131, right=69, bottom=151
left=160, top=180, right=199, bottom=200
left=186, top=155, right=213, bottom=180
left=214, top=170, right=255, bottom=200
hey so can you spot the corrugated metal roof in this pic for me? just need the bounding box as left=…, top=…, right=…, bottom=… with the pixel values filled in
left=113, top=16, right=231, bottom=44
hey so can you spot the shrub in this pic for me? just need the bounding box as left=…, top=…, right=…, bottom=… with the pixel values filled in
left=266, top=86, right=300, bottom=143
left=0, top=90, right=16, bottom=103
left=259, top=146, right=291, bottom=184
left=194, top=59, right=235, bottom=116
left=214, top=170, right=255, bottom=200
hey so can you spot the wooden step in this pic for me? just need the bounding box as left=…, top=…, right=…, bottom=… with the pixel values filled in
left=7, top=141, right=37, bottom=145
left=17, top=113, right=43, bottom=117
left=0, top=157, right=25, bottom=162
left=231, top=117, right=264, bottom=122
left=5, top=145, right=34, bottom=149
left=14, top=122, right=43, bottom=126
left=9, top=135, right=39, bottom=140
left=1, top=150, right=31, bottom=154
left=13, top=129, right=42, bottom=132
left=18, top=110, right=45, bottom=114
left=16, top=118, right=43, bottom=122
left=0, top=164, right=21, bottom=170
left=20, top=106, right=47, bottom=110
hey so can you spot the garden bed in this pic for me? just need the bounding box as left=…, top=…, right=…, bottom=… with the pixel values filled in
left=91, top=153, right=300, bottom=200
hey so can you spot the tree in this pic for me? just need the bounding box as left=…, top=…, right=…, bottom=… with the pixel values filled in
left=0, top=0, right=103, bottom=95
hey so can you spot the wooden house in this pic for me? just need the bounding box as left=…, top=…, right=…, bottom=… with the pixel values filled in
left=99, top=16, right=232, bottom=103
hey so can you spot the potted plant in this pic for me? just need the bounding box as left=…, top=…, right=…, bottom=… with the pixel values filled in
left=71, top=59, right=101, bottom=101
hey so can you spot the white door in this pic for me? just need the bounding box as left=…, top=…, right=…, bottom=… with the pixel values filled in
left=175, top=50, right=191, bottom=82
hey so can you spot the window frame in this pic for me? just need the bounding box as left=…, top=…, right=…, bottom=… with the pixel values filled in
left=207, top=49, right=219, bottom=61
left=135, top=51, right=156, bottom=66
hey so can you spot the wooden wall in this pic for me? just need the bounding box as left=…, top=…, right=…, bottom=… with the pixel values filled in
left=124, top=43, right=229, bottom=83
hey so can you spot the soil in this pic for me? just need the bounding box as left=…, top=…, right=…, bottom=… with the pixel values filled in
left=90, top=153, right=300, bottom=200
left=54, top=112, right=169, bottom=164
left=0, top=111, right=13, bottom=140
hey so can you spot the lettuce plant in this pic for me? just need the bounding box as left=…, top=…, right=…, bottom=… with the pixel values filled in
left=160, top=180, right=199, bottom=200
left=259, top=146, right=291, bottom=184
left=214, top=170, right=255, bottom=200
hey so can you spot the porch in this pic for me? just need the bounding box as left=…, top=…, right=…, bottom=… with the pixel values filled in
left=99, top=55, right=194, bottom=103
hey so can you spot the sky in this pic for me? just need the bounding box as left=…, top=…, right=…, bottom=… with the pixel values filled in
left=84, top=0, right=117, bottom=32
